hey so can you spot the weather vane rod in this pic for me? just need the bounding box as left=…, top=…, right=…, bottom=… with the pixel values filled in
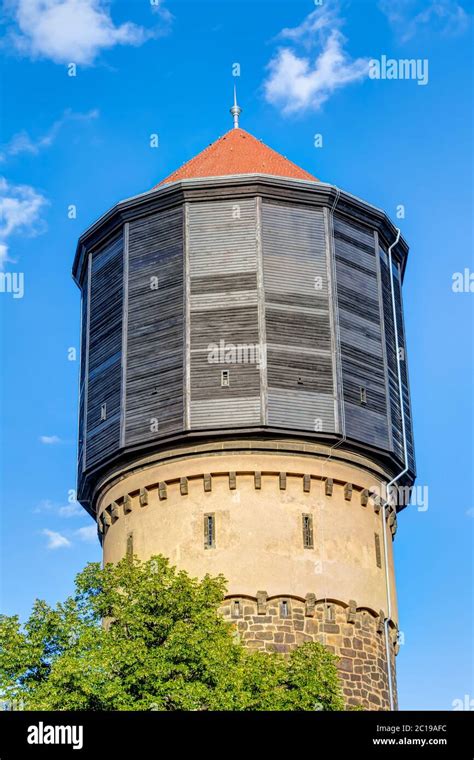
left=230, top=85, right=242, bottom=129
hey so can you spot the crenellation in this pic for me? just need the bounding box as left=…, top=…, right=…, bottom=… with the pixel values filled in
left=257, top=590, right=268, bottom=614
left=347, top=599, right=357, bottom=623
left=305, top=593, right=316, bottom=616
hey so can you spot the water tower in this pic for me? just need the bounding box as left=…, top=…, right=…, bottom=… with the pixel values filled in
left=73, top=99, right=415, bottom=710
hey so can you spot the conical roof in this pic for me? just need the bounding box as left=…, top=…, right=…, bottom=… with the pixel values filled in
left=156, top=128, right=317, bottom=187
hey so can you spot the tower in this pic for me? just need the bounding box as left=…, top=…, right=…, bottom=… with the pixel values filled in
left=73, top=99, right=415, bottom=710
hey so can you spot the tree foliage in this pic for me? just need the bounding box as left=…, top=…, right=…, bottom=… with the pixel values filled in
left=0, top=556, right=343, bottom=711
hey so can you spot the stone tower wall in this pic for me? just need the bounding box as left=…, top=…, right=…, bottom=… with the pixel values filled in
left=94, top=439, right=400, bottom=710
left=220, top=596, right=397, bottom=710
left=96, top=440, right=397, bottom=709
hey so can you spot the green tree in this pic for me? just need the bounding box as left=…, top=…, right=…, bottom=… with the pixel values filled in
left=0, top=556, right=343, bottom=711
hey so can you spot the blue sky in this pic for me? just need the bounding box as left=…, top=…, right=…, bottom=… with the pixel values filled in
left=0, top=0, right=472, bottom=710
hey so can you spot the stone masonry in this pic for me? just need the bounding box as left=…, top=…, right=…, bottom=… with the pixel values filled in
left=220, top=596, right=398, bottom=710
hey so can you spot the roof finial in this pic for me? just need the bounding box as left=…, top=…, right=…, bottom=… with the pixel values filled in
left=230, top=84, right=242, bottom=129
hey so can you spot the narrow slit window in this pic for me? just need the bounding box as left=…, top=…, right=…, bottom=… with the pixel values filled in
left=100, top=402, right=107, bottom=420
left=374, top=532, right=382, bottom=568
left=126, top=532, right=133, bottom=561
left=359, top=386, right=367, bottom=405
left=280, top=600, right=290, bottom=619
left=232, top=600, right=241, bottom=619
left=221, top=370, right=230, bottom=387
left=204, top=513, right=215, bottom=549
left=302, top=513, right=314, bottom=549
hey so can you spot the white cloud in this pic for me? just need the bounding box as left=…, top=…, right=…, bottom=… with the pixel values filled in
left=75, top=524, right=97, bottom=543
left=379, top=0, right=470, bottom=42
left=466, top=507, right=474, bottom=519
left=150, top=0, right=173, bottom=24
left=33, top=499, right=56, bottom=513
left=39, top=435, right=61, bottom=444
left=0, top=177, right=48, bottom=268
left=264, top=7, right=369, bottom=114
left=0, top=108, right=99, bottom=163
left=58, top=502, right=83, bottom=518
left=34, top=499, right=83, bottom=518
left=4, top=0, right=156, bottom=66
left=277, top=4, right=341, bottom=44
left=42, top=528, right=71, bottom=549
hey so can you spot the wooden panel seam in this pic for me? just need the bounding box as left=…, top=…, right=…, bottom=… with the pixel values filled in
left=120, top=222, right=129, bottom=447
left=256, top=196, right=268, bottom=426
left=82, top=251, right=92, bottom=471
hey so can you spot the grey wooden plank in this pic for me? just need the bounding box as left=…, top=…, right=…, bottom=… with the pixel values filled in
left=262, top=201, right=335, bottom=433
left=125, top=206, right=184, bottom=443
left=85, top=234, right=123, bottom=468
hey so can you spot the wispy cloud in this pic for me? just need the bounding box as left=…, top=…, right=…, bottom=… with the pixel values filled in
left=42, top=528, right=71, bottom=549
left=3, top=0, right=164, bottom=66
left=39, top=435, right=61, bottom=445
left=59, top=503, right=83, bottom=518
left=263, top=6, right=369, bottom=114
left=277, top=4, right=341, bottom=45
left=75, top=525, right=97, bottom=543
left=150, top=0, right=174, bottom=25
left=0, top=177, right=48, bottom=268
left=34, top=499, right=83, bottom=518
left=0, top=108, right=99, bottom=163
left=33, top=499, right=56, bottom=514
left=379, top=0, right=470, bottom=42
left=466, top=507, right=474, bottom=519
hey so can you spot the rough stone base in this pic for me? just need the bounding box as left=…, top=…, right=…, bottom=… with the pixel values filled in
left=220, top=597, right=398, bottom=710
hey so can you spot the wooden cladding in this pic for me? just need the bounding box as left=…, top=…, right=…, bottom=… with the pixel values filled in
left=77, top=188, right=415, bottom=501
left=379, top=247, right=416, bottom=472
left=262, top=202, right=336, bottom=433
left=125, top=207, right=184, bottom=445
left=333, top=216, right=390, bottom=451
left=77, top=283, right=88, bottom=482
left=188, top=198, right=260, bottom=429
left=84, top=234, right=123, bottom=470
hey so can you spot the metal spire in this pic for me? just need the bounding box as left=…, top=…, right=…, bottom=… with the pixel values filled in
left=230, top=84, right=242, bottom=129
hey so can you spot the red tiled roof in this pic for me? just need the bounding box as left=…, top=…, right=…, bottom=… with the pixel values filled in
left=155, top=128, right=317, bottom=187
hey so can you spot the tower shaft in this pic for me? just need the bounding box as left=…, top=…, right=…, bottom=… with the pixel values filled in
left=96, top=439, right=399, bottom=710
